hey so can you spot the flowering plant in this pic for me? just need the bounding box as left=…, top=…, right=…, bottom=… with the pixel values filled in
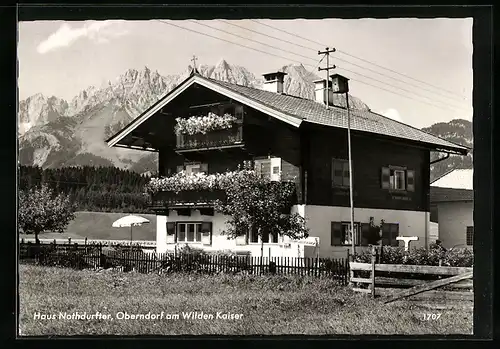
left=175, top=112, right=237, bottom=135
left=145, top=168, right=258, bottom=195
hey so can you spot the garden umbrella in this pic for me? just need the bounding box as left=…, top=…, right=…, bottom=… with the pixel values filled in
left=112, top=215, right=150, bottom=248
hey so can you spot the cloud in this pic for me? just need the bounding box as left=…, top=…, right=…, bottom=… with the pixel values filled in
left=37, top=20, right=128, bottom=54
left=380, top=108, right=403, bottom=123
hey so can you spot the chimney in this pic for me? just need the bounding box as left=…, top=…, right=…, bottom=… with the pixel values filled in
left=313, top=79, right=334, bottom=106
left=262, top=72, right=287, bottom=94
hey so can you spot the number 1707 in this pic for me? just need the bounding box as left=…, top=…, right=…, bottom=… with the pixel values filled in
left=422, top=313, right=441, bottom=321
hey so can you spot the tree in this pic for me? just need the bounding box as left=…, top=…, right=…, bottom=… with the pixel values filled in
left=18, top=185, right=76, bottom=244
left=215, top=165, right=309, bottom=258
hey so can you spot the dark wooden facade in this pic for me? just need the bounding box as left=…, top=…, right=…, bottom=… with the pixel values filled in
left=302, top=123, right=431, bottom=212
left=151, top=85, right=430, bottom=212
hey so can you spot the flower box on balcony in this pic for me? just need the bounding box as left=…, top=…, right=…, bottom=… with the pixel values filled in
left=176, top=125, right=243, bottom=150
left=152, top=189, right=226, bottom=207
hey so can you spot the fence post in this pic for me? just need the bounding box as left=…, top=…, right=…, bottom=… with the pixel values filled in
left=371, top=245, right=377, bottom=298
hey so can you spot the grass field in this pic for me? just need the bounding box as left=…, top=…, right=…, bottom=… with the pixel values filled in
left=18, top=264, right=473, bottom=336
left=20, top=211, right=157, bottom=241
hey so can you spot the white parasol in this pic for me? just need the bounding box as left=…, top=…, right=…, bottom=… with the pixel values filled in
left=112, top=215, right=150, bottom=247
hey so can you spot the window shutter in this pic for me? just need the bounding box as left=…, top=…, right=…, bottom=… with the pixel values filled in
left=254, top=159, right=271, bottom=179
left=406, top=170, right=415, bottom=192
left=201, top=222, right=212, bottom=246
left=390, top=224, right=400, bottom=247
left=381, top=224, right=390, bottom=246
left=381, top=167, right=390, bottom=189
left=360, top=223, right=370, bottom=246
left=331, top=222, right=342, bottom=246
left=343, top=161, right=350, bottom=187
left=200, top=163, right=209, bottom=174
left=261, top=159, right=271, bottom=180
left=176, top=165, right=184, bottom=173
left=332, top=160, right=343, bottom=187
left=254, top=160, right=262, bottom=177
left=466, top=226, right=474, bottom=246
left=166, top=222, right=176, bottom=244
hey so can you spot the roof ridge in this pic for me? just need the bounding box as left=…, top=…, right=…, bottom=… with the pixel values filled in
left=204, top=76, right=311, bottom=101
left=368, top=109, right=470, bottom=151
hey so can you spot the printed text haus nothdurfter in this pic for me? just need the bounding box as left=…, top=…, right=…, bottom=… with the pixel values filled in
left=106, top=69, right=469, bottom=258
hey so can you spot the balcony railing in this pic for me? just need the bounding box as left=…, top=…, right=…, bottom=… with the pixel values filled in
left=176, top=125, right=243, bottom=151
left=151, top=189, right=226, bottom=208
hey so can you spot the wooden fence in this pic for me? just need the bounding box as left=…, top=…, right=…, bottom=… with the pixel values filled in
left=349, top=246, right=473, bottom=309
left=18, top=242, right=349, bottom=283
left=19, top=237, right=157, bottom=248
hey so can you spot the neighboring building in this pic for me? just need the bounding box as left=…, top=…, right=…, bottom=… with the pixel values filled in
left=107, top=69, right=469, bottom=258
left=430, top=169, right=473, bottom=249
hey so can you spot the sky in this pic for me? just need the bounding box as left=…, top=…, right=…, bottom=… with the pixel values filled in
left=18, top=18, right=473, bottom=129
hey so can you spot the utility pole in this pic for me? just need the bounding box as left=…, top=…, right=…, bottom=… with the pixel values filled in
left=318, top=48, right=336, bottom=109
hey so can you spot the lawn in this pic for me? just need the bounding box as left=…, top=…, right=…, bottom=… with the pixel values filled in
left=18, top=264, right=473, bottom=336
left=20, top=211, right=157, bottom=241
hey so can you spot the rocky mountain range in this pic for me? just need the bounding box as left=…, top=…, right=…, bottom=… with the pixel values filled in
left=422, top=118, right=473, bottom=182
left=18, top=59, right=471, bottom=180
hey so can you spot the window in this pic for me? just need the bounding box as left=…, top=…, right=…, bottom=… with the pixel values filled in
left=177, top=223, right=203, bottom=243
left=381, top=167, right=415, bottom=192
left=255, top=157, right=281, bottom=181
left=249, top=225, right=259, bottom=243
left=249, top=225, right=279, bottom=243
left=381, top=223, right=399, bottom=246
left=166, top=222, right=176, bottom=244
left=466, top=226, right=474, bottom=246
left=177, top=163, right=209, bottom=174
left=391, top=170, right=406, bottom=190
left=332, top=159, right=350, bottom=188
left=331, top=222, right=360, bottom=246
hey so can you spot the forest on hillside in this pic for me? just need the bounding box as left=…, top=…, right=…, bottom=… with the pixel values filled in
left=18, top=165, right=154, bottom=213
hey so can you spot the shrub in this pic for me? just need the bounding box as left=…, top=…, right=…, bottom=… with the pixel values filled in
left=353, top=244, right=473, bottom=267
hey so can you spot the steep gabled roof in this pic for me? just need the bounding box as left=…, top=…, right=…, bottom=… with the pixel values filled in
left=431, top=169, right=473, bottom=190
left=107, top=72, right=470, bottom=155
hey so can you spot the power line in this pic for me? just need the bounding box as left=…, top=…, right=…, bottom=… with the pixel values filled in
left=217, top=19, right=318, bottom=53
left=337, top=66, right=467, bottom=113
left=332, top=54, right=468, bottom=107
left=155, top=20, right=468, bottom=114
left=339, top=71, right=466, bottom=113
left=314, top=54, right=326, bottom=71
left=249, top=19, right=325, bottom=47
left=219, top=19, right=468, bottom=107
left=249, top=19, right=469, bottom=102
left=336, top=50, right=470, bottom=101
left=156, top=20, right=310, bottom=67
left=188, top=20, right=467, bottom=112
left=188, top=20, right=317, bottom=66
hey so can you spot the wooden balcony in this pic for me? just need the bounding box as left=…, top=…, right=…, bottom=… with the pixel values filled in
left=151, top=189, right=226, bottom=208
left=175, top=125, right=244, bottom=152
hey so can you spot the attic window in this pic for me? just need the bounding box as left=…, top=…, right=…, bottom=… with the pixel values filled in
left=381, top=166, right=415, bottom=192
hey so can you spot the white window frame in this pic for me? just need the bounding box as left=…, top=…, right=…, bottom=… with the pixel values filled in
left=270, top=157, right=282, bottom=182
left=391, top=169, right=406, bottom=191
left=177, top=222, right=203, bottom=243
